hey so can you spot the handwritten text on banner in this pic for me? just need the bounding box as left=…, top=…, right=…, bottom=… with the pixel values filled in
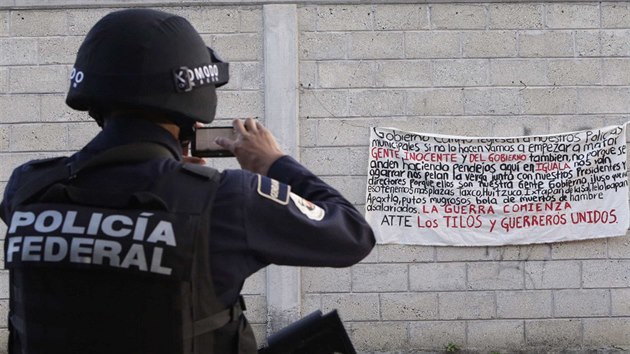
left=365, top=125, right=629, bottom=246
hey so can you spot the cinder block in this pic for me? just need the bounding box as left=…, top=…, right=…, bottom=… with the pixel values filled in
left=601, top=30, right=630, bottom=57
left=351, top=263, right=407, bottom=292
left=555, top=289, right=610, bottom=317
left=0, top=68, right=7, bottom=93
left=375, top=60, right=431, bottom=88
left=301, top=294, right=321, bottom=314
left=439, top=291, right=495, bottom=319
left=519, top=31, right=573, bottom=57
left=462, top=31, right=517, bottom=58
left=378, top=244, right=434, bottom=263
left=575, top=30, right=601, bottom=57
left=38, top=37, right=84, bottom=65
left=0, top=11, right=8, bottom=37
left=299, top=146, right=366, bottom=176
left=67, top=8, right=112, bottom=35
left=437, top=246, right=494, bottom=262
left=299, top=62, right=317, bottom=91
left=577, top=87, right=630, bottom=114
left=299, top=89, right=348, bottom=118
left=215, top=91, right=263, bottom=119
left=350, top=322, right=408, bottom=352
left=405, top=31, right=460, bottom=59
left=524, top=260, right=580, bottom=289
left=242, top=295, right=267, bottom=324
left=467, top=320, right=525, bottom=350
left=349, top=32, right=404, bottom=60
left=492, top=244, right=551, bottom=261
left=67, top=122, right=99, bottom=151
left=546, top=4, right=600, bottom=29
left=488, top=4, right=543, bottom=29
left=222, top=62, right=263, bottom=91
left=211, top=34, right=262, bottom=61
left=433, top=117, right=496, bottom=137
left=359, top=245, right=378, bottom=263
left=492, top=116, right=551, bottom=137
left=250, top=323, right=267, bottom=348
left=463, top=88, right=522, bottom=115
left=11, top=123, right=68, bottom=151
left=242, top=269, right=265, bottom=295
left=239, top=7, right=262, bottom=33
left=11, top=10, right=68, bottom=36
left=318, top=61, right=376, bottom=88
left=315, top=118, right=370, bottom=146
left=321, top=293, right=379, bottom=321
left=321, top=176, right=366, bottom=206
left=176, top=7, right=241, bottom=34
left=583, top=318, right=630, bottom=347
left=315, top=5, right=373, bottom=31
left=409, top=262, right=466, bottom=291
left=407, top=88, right=464, bottom=116
left=602, top=3, right=630, bottom=28
left=0, top=271, right=7, bottom=298
left=583, top=260, right=630, bottom=288
left=490, top=59, right=548, bottom=86
left=9, top=66, right=68, bottom=94
left=521, top=87, right=578, bottom=115
left=373, top=5, right=428, bottom=30
left=433, top=59, right=488, bottom=87
left=0, top=300, right=7, bottom=326
left=497, top=290, right=552, bottom=318
left=299, top=32, right=348, bottom=60
left=525, top=319, right=581, bottom=348
left=431, top=4, right=486, bottom=30
left=297, top=5, right=317, bottom=31
left=348, top=89, right=406, bottom=117
left=612, top=288, right=630, bottom=316
left=468, top=261, right=524, bottom=290
left=0, top=125, right=9, bottom=151
left=409, top=321, right=466, bottom=350
left=548, top=59, right=601, bottom=86
left=302, top=267, right=351, bottom=293
left=551, top=238, right=607, bottom=259
left=0, top=38, right=38, bottom=65
left=602, top=58, right=630, bottom=85
left=381, top=293, right=438, bottom=320
left=608, top=235, right=630, bottom=259
left=41, top=95, right=88, bottom=122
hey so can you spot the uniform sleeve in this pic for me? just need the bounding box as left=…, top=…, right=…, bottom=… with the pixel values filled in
left=243, top=156, right=375, bottom=267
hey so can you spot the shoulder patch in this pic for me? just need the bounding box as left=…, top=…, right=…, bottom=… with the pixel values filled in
left=257, top=175, right=290, bottom=205
left=289, top=193, right=325, bottom=221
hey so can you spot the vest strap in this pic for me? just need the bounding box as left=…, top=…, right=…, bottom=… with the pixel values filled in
left=185, top=296, right=245, bottom=339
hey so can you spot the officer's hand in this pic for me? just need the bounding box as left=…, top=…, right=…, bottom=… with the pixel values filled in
left=181, top=140, right=207, bottom=165
left=215, top=118, right=284, bottom=175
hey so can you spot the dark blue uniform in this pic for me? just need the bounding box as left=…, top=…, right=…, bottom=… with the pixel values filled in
left=1, top=116, right=375, bottom=309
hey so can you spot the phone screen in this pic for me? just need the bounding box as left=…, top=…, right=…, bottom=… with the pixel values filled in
left=192, top=127, right=235, bottom=157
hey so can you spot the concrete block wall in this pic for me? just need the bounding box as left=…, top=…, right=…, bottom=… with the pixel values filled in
left=298, top=2, right=630, bottom=353
left=0, top=1, right=629, bottom=353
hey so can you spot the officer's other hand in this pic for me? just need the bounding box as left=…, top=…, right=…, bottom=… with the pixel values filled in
left=215, top=118, right=284, bottom=175
left=181, top=140, right=207, bottom=165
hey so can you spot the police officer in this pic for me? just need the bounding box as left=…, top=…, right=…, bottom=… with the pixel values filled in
left=0, top=9, right=375, bottom=354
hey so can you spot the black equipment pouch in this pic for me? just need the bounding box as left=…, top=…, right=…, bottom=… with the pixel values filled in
left=258, top=310, right=357, bottom=354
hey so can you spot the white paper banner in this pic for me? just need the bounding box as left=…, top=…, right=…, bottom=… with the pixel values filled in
left=365, top=125, right=630, bottom=246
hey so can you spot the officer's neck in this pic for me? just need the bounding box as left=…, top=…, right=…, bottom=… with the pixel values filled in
left=103, top=110, right=180, bottom=140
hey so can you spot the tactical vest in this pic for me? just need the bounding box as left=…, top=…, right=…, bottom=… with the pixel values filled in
left=3, top=143, right=250, bottom=354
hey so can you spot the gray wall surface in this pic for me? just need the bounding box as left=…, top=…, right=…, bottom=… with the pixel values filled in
left=1, top=2, right=630, bottom=353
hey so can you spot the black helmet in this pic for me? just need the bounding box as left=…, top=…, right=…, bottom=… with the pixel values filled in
left=66, top=9, right=229, bottom=129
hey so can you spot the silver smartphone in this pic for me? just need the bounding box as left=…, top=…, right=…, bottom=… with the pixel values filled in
left=192, top=126, right=235, bottom=157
